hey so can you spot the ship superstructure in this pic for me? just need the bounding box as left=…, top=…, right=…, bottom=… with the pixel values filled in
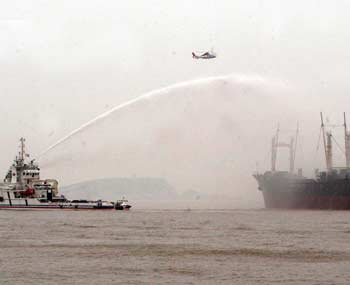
left=254, top=113, right=350, bottom=209
left=0, top=138, right=131, bottom=210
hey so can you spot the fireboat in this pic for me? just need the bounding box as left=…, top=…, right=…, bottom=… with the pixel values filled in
left=0, top=138, right=131, bottom=210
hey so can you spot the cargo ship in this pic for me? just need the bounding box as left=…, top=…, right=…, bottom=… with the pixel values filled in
left=0, top=138, right=131, bottom=210
left=254, top=113, right=350, bottom=210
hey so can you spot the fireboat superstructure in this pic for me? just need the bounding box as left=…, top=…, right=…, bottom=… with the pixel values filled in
left=0, top=138, right=131, bottom=210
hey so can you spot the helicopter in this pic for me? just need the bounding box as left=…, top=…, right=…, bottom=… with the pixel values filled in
left=192, top=49, right=216, bottom=59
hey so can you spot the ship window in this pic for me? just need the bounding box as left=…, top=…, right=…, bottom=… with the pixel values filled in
left=0, top=197, right=3, bottom=202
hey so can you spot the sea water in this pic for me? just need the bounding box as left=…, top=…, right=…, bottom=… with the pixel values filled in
left=1, top=209, right=350, bottom=284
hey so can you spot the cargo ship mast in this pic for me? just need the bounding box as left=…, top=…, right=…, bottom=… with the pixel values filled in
left=320, top=112, right=333, bottom=172
left=271, top=124, right=298, bottom=173
left=344, top=112, right=350, bottom=168
left=271, top=126, right=279, bottom=172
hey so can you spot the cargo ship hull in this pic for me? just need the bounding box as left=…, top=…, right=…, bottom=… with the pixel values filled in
left=262, top=189, right=350, bottom=209
left=254, top=171, right=350, bottom=210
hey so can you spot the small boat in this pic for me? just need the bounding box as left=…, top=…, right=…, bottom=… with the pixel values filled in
left=114, top=198, right=132, bottom=210
left=0, top=138, right=131, bottom=211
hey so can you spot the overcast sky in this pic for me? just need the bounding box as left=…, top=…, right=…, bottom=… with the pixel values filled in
left=1, top=1, right=350, bottom=199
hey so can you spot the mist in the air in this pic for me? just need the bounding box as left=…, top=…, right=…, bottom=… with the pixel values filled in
left=2, top=1, right=350, bottom=207
left=35, top=73, right=350, bottom=208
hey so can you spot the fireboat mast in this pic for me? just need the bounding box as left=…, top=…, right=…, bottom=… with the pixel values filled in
left=15, top=137, right=27, bottom=187
left=19, top=137, right=26, bottom=164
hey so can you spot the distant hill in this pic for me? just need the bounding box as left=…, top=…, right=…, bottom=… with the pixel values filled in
left=60, top=177, right=178, bottom=200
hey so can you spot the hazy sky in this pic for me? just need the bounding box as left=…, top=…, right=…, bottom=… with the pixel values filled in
left=2, top=1, right=350, bottom=198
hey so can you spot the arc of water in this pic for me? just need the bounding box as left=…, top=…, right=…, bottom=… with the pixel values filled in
left=38, top=74, right=264, bottom=158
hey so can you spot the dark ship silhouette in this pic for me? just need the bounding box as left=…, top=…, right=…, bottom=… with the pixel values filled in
left=254, top=113, right=350, bottom=209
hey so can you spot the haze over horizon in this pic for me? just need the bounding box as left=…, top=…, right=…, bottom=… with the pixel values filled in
left=2, top=1, right=350, bottom=205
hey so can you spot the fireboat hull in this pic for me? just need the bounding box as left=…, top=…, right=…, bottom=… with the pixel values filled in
left=0, top=204, right=116, bottom=210
left=0, top=138, right=132, bottom=211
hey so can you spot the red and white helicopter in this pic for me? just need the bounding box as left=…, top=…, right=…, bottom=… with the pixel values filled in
left=192, top=49, right=216, bottom=59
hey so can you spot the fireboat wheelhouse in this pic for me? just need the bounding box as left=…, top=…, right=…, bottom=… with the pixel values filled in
left=0, top=138, right=131, bottom=210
